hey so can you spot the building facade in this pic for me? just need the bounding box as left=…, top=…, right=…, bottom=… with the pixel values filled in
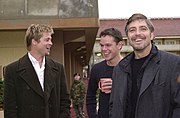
left=0, top=0, right=99, bottom=90
left=92, top=18, right=180, bottom=64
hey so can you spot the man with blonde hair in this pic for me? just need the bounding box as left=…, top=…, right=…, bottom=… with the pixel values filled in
left=4, top=24, right=70, bottom=118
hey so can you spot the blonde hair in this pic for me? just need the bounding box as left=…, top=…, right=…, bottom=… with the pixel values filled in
left=25, top=24, right=54, bottom=50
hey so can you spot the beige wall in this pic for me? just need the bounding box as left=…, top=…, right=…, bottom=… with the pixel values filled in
left=0, top=30, right=66, bottom=66
left=49, top=30, right=64, bottom=64
left=0, top=31, right=26, bottom=67
left=0, top=30, right=66, bottom=74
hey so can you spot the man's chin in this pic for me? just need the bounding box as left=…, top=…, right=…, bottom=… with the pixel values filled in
left=104, top=57, right=110, bottom=61
left=45, top=52, right=50, bottom=56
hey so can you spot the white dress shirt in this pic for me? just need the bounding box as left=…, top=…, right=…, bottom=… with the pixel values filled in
left=28, top=52, right=45, bottom=91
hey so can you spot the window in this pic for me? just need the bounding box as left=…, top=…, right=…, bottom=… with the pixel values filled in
left=165, top=40, right=176, bottom=45
left=154, top=40, right=162, bottom=45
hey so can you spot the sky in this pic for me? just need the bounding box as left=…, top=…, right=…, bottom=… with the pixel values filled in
left=98, top=0, right=180, bottom=19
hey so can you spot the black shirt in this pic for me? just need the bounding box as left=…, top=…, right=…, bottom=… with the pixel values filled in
left=126, top=55, right=148, bottom=118
left=86, top=60, right=114, bottom=118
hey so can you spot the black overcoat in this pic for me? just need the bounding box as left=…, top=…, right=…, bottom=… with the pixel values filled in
left=110, top=46, right=180, bottom=118
left=4, top=54, right=70, bottom=118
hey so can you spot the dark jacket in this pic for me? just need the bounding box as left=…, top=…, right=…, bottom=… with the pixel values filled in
left=4, top=54, right=70, bottom=118
left=109, top=45, right=180, bottom=118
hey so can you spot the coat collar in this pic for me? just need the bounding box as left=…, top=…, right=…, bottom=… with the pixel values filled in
left=119, top=44, right=159, bottom=71
left=119, top=44, right=161, bottom=96
left=16, top=54, right=56, bottom=98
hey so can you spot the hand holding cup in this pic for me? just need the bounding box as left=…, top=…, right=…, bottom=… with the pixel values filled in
left=98, top=78, right=112, bottom=94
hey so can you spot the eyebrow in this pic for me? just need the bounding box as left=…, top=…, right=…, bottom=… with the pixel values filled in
left=128, top=25, right=148, bottom=29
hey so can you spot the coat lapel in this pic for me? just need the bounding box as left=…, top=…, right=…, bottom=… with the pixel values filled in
left=139, top=56, right=160, bottom=96
left=118, top=56, right=132, bottom=105
left=44, top=58, right=56, bottom=101
left=119, top=73, right=128, bottom=105
left=17, top=54, right=44, bottom=98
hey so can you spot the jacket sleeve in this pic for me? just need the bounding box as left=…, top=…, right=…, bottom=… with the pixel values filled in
left=70, top=83, right=74, bottom=99
left=80, top=81, right=86, bottom=101
left=4, top=63, right=18, bottom=118
left=172, top=60, right=180, bottom=118
left=109, top=71, right=114, bottom=118
left=59, top=65, right=71, bottom=118
left=109, top=65, right=118, bottom=118
left=86, top=67, right=98, bottom=118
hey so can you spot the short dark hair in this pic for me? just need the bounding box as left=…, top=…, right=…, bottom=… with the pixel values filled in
left=125, top=13, right=154, bottom=35
left=73, top=73, right=80, bottom=77
left=100, top=28, right=122, bottom=44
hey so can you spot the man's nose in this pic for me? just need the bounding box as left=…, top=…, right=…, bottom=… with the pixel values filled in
left=49, top=40, right=53, bottom=45
left=101, top=46, right=107, bottom=51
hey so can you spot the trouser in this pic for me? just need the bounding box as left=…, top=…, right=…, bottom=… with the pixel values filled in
left=73, top=102, right=85, bottom=118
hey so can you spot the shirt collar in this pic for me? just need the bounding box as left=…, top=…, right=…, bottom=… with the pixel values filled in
left=28, top=52, right=45, bottom=67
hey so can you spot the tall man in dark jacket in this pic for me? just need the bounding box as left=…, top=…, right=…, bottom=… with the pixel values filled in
left=109, top=13, right=180, bottom=118
left=4, top=24, right=71, bottom=118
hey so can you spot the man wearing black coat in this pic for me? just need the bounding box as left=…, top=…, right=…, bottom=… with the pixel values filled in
left=4, top=24, right=70, bottom=118
left=110, top=13, right=180, bottom=118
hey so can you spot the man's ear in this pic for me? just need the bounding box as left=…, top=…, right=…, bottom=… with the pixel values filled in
left=117, top=41, right=123, bottom=50
left=32, top=39, right=37, bottom=45
left=150, top=32, right=155, bottom=40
